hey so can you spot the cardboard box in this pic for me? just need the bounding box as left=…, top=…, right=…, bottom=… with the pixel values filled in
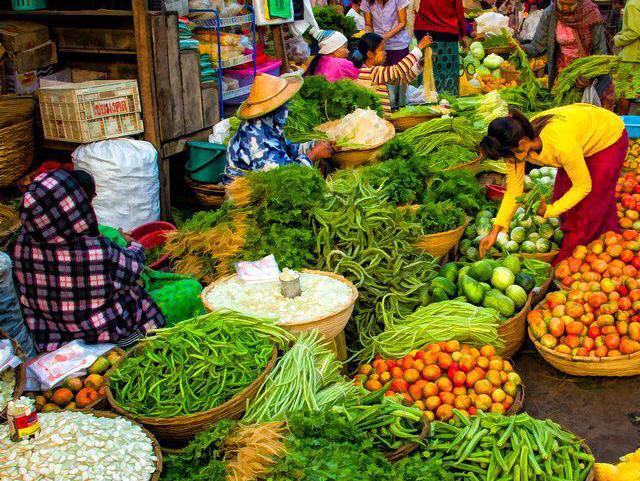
left=5, top=64, right=57, bottom=94
left=0, top=20, right=49, bottom=52
left=10, top=41, right=57, bottom=73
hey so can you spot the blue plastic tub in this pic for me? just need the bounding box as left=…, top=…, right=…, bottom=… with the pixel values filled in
left=621, top=115, right=640, bottom=139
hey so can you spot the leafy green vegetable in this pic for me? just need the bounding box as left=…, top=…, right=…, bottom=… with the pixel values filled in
left=422, top=170, right=490, bottom=217
left=313, top=5, right=357, bottom=38
left=414, top=200, right=466, bottom=234
left=424, top=144, right=477, bottom=171
left=389, top=104, right=446, bottom=119
left=552, top=54, right=620, bottom=106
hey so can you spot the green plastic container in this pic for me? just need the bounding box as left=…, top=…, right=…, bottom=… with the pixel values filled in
left=185, top=141, right=226, bottom=184
left=11, top=0, right=47, bottom=10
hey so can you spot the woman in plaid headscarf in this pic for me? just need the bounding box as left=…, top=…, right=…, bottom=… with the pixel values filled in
left=12, top=169, right=165, bottom=353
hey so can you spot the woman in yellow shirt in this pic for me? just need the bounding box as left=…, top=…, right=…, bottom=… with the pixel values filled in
left=479, top=104, right=629, bottom=263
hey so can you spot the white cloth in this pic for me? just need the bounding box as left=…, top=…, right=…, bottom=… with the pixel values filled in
left=290, top=0, right=319, bottom=36
left=311, top=28, right=349, bottom=54
left=346, top=8, right=366, bottom=31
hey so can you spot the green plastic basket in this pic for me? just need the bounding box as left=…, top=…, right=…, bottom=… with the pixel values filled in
left=185, top=141, right=226, bottom=184
left=11, top=0, right=47, bottom=11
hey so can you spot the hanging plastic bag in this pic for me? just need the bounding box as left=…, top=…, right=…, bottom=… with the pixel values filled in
left=423, top=47, right=438, bottom=103
left=476, top=12, right=512, bottom=37
left=581, top=80, right=601, bottom=107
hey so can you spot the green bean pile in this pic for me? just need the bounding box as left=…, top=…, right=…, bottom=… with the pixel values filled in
left=243, top=330, right=359, bottom=423
left=396, top=117, right=482, bottom=157
left=108, top=311, right=293, bottom=418
left=426, top=410, right=594, bottom=481
left=312, top=171, right=439, bottom=349
left=362, top=300, right=502, bottom=360
left=552, top=55, right=619, bottom=106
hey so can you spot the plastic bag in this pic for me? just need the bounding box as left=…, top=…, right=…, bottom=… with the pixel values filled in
left=406, top=85, right=426, bottom=105
left=581, top=81, right=601, bottom=107
left=72, top=139, right=161, bottom=233
left=0, top=339, right=22, bottom=374
left=210, top=118, right=233, bottom=144
left=519, top=9, right=543, bottom=42
left=423, top=47, right=438, bottom=103
left=285, top=36, right=311, bottom=63
left=27, top=340, right=114, bottom=390
left=476, top=12, right=512, bottom=37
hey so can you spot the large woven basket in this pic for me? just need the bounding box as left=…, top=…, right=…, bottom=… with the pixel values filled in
left=0, top=204, right=20, bottom=242
left=0, top=329, right=26, bottom=419
left=531, top=271, right=554, bottom=306
left=521, top=250, right=558, bottom=263
left=0, top=119, right=34, bottom=187
left=202, top=269, right=358, bottom=341
left=506, top=385, right=525, bottom=415
left=185, top=177, right=225, bottom=207
left=81, top=410, right=163, bottom=481
left=316, top=118, right=395, bottom=169
left=485, top=44, right=515, bottom=55
left=415, top=218, right=469, bottom=258
left=389, top=113, right=441, bottom=132
left=498, top=294, right=534, bottom=359
left=105, top=346, right=278, bottom=445
left=528, top=326, right=640, bottom=377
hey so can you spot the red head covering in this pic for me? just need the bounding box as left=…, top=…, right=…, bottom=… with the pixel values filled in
left=554, top=0, right=604, bottom=55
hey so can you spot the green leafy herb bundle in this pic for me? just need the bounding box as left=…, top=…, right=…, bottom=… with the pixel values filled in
left=313, top=5, right=357, bottom=38
left=414, top=200, right=466, bottom=234
left=422, top=170, right=490, bottom=217
left=264, top=410, right=452, bottom=481
left=425, top=144, right=477, bottom=171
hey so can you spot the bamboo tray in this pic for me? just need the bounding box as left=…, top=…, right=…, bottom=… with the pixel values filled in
left=0, top=329, right=26, bottom=419
left=316, top=118, right=395, bottom=169
left=105, top=346, right=278, bottom=445
left=389, top=113, right=442, bottom=132
left=521, top=250, right=558, bottom=263
left=202, top=269, right=358, bottom=341
left=528, top=326, right=640, bottom=377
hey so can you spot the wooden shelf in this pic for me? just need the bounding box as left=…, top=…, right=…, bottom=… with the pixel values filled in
left=59, top=47, right=137, bottom=55
left=0, top=9, right=132, bottom=16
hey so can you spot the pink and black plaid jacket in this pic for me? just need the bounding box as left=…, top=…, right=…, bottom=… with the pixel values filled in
left=13, top=170, right=164, bottom=352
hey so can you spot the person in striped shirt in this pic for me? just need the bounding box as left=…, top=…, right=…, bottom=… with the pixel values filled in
left=353, top=32, right=431, bottom=116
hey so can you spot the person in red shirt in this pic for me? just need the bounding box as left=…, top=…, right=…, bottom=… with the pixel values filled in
left=414, top=0, right=471, bottom=95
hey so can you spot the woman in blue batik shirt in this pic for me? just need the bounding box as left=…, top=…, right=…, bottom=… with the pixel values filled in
left=222, top=73, right=333, bottom=184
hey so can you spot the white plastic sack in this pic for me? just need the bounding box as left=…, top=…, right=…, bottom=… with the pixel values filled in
left=210, top=118, right=232, bottom=144
left=581, top=81, right=601, bottom=107
left=476, top=12, right=512, bottom=37
left=26, top=340, right=114, bottom=391
left=519, top=9, right=543, bottom=42
left=72, top=139, right=160, bottom=232
left=406, top=85, right=426, bottom=105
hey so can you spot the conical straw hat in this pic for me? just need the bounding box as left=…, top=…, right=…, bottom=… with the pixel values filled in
left=237, top=73, right=303, bottom=120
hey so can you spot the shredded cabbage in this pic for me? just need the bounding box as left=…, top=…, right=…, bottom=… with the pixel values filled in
left=323, top=108, right=389, bottom=149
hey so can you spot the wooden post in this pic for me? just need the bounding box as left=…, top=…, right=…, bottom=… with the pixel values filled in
left=270, top=24, right=290, bottom=73
left=132, top=0, right=172, bottom=221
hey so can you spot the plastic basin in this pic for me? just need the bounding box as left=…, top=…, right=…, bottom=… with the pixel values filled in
left=186, top=142, right=226, bottom=184
left=137, top=229, right=175, bottom=270
left=487, top=184, right=506, bottom=200
left=130, top=221, right=176, bottom=240
left=621, top=115, right=640, bottom=139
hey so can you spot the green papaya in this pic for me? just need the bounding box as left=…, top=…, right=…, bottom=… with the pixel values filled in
left=431, top=287, right=450, bottom=302
left=439, top=263, right=459, bottom=284
left=467, top=259, right=494, bottom=282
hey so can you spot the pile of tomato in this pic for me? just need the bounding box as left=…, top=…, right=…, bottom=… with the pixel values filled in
left=616, top=172, right=640, bottom=231
left=529, top=230, right=640, bottom=357
left=354, top=341, right=522, bottom=421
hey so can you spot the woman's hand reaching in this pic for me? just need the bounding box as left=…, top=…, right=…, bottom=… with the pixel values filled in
left=308, top=141, right=334, bottom=162
left=479, top=225, right=500, bottom=258
left=418, top=35, right=432, bottom=50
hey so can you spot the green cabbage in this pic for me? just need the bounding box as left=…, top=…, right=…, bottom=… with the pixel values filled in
left=470, top=41, right=485, bottom=60
left=483, top=53, right=505, bottom=70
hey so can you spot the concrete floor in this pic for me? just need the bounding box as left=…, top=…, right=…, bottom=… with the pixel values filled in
left=515, top=340, right=640, bottom=463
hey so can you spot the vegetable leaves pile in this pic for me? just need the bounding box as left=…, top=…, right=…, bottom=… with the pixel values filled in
left=313, top=5, right=357, bottom=38
left=414, top=200, right=466, bottom=234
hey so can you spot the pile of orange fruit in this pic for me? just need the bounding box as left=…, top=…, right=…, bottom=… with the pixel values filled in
left=616, top=172, right=640, bottom=231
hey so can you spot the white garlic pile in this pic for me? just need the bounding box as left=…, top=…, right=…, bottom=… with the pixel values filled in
left=0, top=411, right=157, bottom=481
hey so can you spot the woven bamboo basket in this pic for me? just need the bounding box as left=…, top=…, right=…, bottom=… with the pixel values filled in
left=442, top=157, right=482, bottom=174
left=485, top=44, right=515, bottom=55
left=385, top=418, right=430, bottom=462
left=202, top=269, right=358, bottom=341
left=185, top=177, right=225, bottom=207
left=81, top=410, right=163, bottom=481
left=0, top=95, right=35, bottom=129
left=0, top=119, right=34, bottom=187
left=415, top=218, right=469, bottom=258
left=105, top=346, right=278, bottom=445
left=531, top=270, right=554, bottom=306
left=316, top=118, right=395, bottom=169
left=506, top=385, right=525, bottom=415
left=528, top=326, right=640, bottom=376
left=498, top=293, right=534, bottom=359
left=0, top=329, right=26, bottom=419
left=0, top=204, right=20, bottom=241
left=389, top=113, right=441, bottom=132
left=521, top=250, right=558, bottom=263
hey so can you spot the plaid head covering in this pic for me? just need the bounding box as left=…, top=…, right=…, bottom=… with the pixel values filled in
left=13, top=170, right=164, bottom=352
left=554, top=0, right=604, bottom=56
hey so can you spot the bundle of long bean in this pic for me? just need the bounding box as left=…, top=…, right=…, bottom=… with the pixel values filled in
left=243, top=330, right=359, bottom=423
left=396, top=117, right=482, bottom=157
left=552, top=55, right=620, bottom=106
left=108, top=311, right=294, bottom=417
left=425, top=410, right=594, bottom=481
left=361, top=300, right=502, bottom=359
left=312, top=170, right=439, bottom=349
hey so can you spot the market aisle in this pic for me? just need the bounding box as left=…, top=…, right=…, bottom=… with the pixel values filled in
left=517, top=341, right=640, bottom=463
